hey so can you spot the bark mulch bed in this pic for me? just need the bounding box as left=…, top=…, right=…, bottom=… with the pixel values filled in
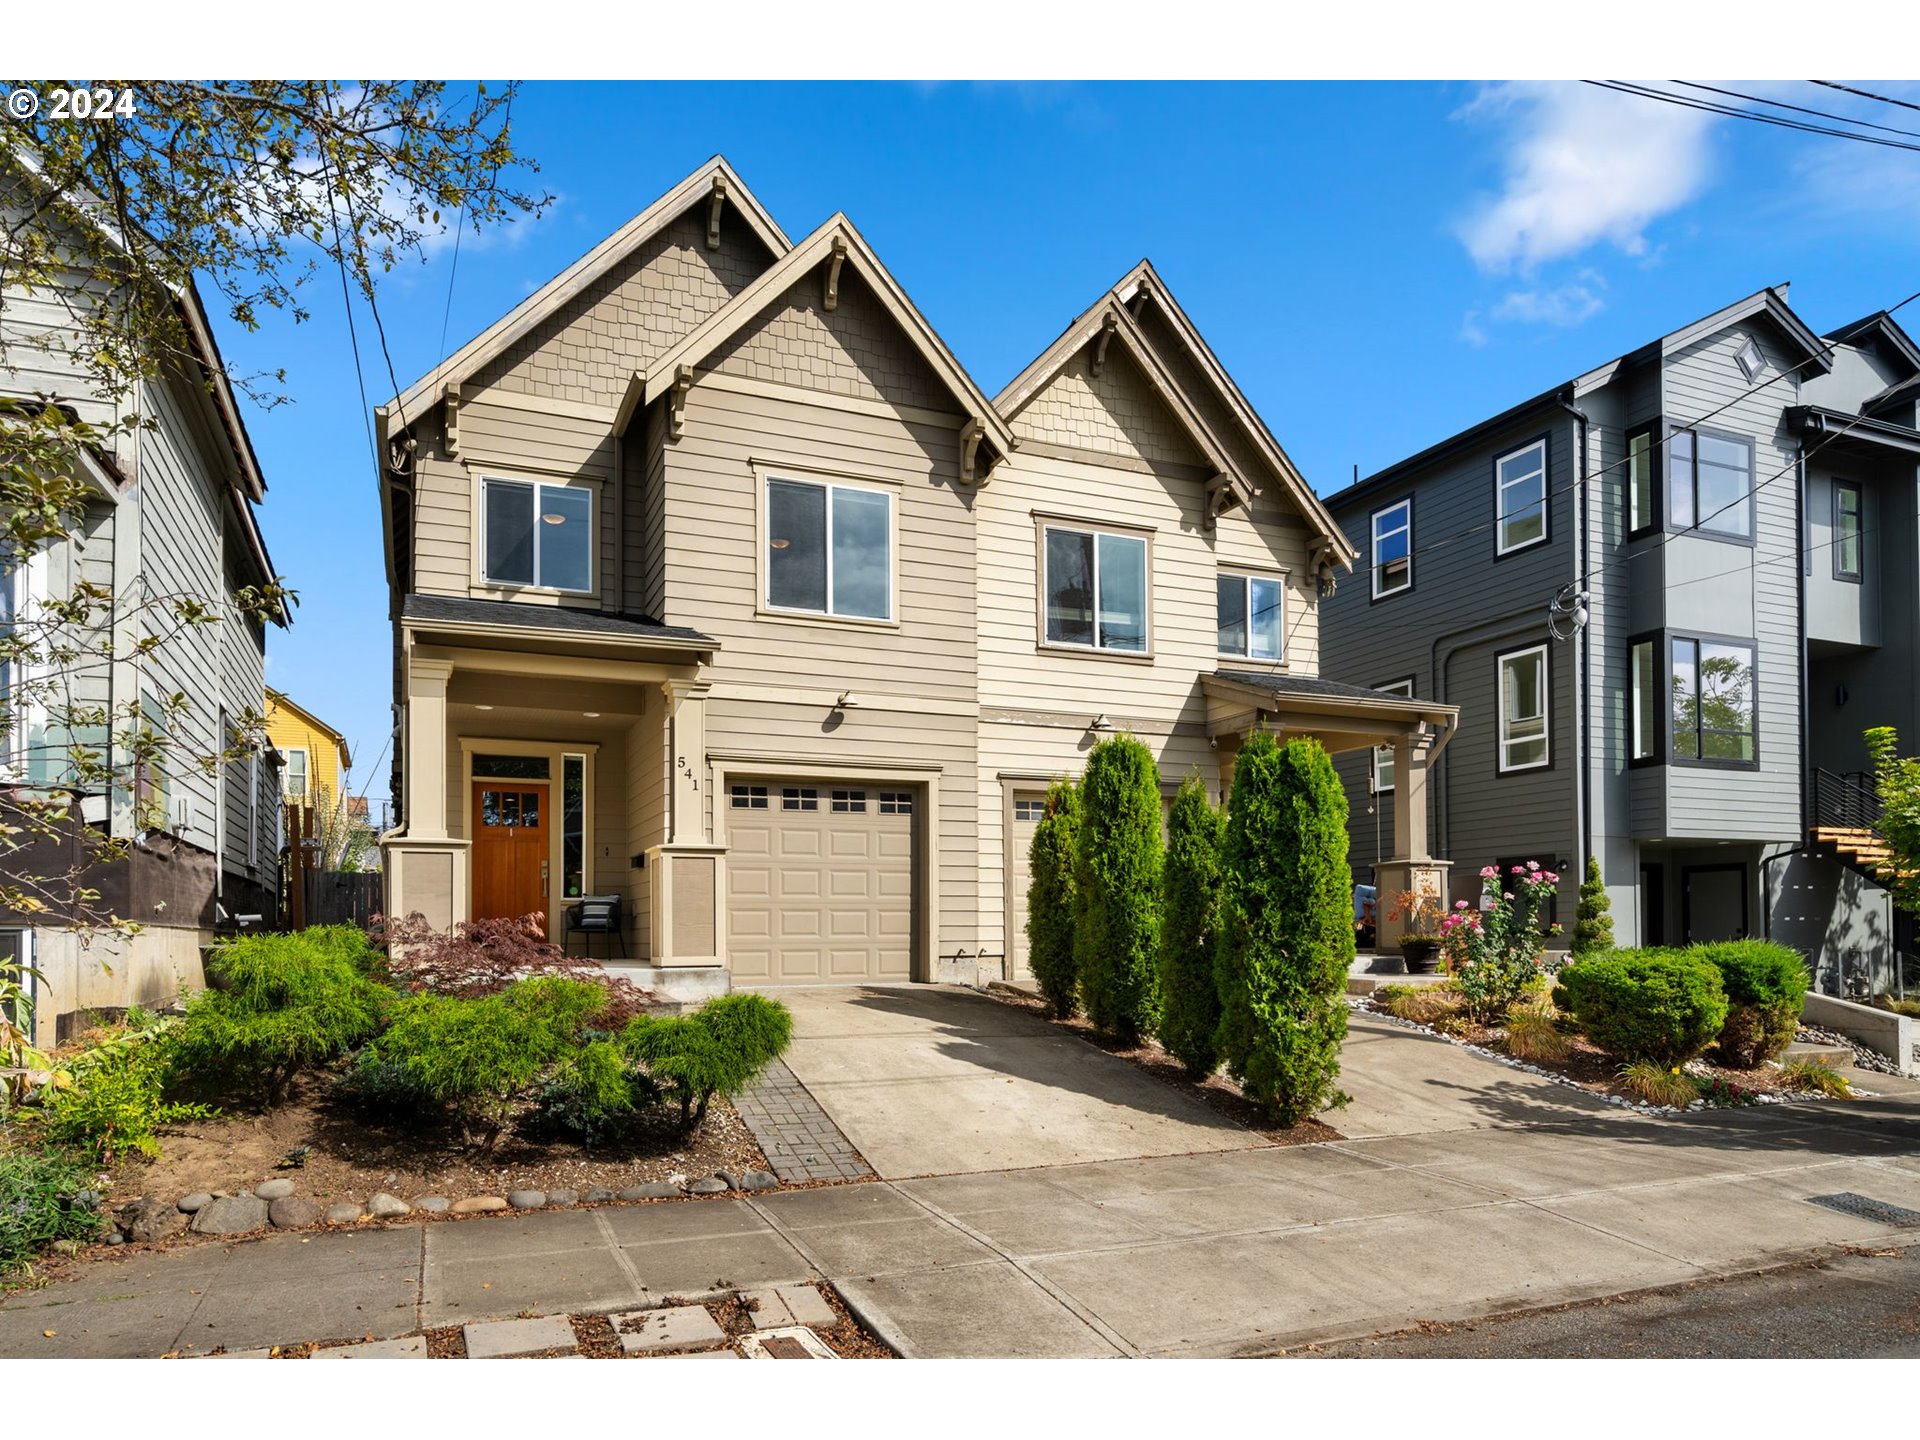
left=984, top=986, right=1343, bottom=1144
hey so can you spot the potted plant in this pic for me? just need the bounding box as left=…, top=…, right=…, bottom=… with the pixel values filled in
left=1388, top=890, right=1446, bottom=974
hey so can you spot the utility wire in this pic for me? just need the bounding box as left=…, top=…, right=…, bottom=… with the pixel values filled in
left=319, top=144, right=379, bottom=478
left=1670, top=80, right=1920, bottom=141
left=1810, top=80, right=1920, bottom=115
left=1586, top=80, right=1920, bottom=155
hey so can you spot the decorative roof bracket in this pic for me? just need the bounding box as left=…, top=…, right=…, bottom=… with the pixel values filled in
left=667, top=364, right=694, bottom=442
left=824, top=235, right=849, bottom=312
left=706, top=175, right=727, bottom=250
left=1090, top=310, right=1119, bottom=377
left=959, top=418, right=989, bottom=486
left=444, top=381, right=461, bottom=456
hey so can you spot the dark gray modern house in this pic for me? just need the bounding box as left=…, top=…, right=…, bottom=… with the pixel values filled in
left=1320, top=286, right=1920, bottom=997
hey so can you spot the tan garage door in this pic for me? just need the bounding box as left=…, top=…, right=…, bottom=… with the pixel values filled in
left=726, top=781, right=915, bottom=983
left=1006, top=791, right=1047, bottom=981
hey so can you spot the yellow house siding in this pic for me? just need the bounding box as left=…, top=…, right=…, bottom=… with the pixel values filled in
left=264, top=699, right=348, bottom=802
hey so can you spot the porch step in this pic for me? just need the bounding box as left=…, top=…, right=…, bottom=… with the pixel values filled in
left=1781, top=1040, right=1855, bottom=1067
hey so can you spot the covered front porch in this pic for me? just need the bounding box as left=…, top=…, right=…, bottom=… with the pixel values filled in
left=1202, top=670, right=1460, bottom=950
left=381, top=595, right=727, bottom=998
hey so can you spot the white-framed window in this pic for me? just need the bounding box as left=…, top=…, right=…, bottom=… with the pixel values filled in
left=1495, top=439, right=1547, bottom=555
left=1371, top=679, right=1414, bottom=792
left=481, top=476, right=594, bottom=592
left=781, top=786, right=819, bottom=812
left=280, top=746, right=309, bottom=800
left=730, top=784, right=769, bottom=810
left=1041, top=523, right=1148, bottom=653
left=0, top=561, right=20, bottom=769
left=765, top=475, right=892, bottom=620
left=1497, top=645, right=1549, bottom=773
left=1216, top=571, right=1285, bottom=661
left=1371, top=499, right=1412, bottom=599
left=879, top=791, right=913, bottom=815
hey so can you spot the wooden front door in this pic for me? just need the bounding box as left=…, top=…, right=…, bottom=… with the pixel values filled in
left=471, top=781, right=550, bottom=928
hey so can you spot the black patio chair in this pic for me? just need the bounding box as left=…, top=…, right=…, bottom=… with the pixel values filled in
left=563, top=893, right=625, bottom=959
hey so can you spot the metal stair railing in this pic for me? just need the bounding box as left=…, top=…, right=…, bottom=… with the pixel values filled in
left=1812, top=767, right=1882, bottom=833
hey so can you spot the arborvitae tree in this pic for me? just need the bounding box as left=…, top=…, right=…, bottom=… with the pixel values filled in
left=1214, top=733, right=1354, bottom=1124
left=1025, top=779, right=1084, bottom=1019
left=1571, top=854, right=1615, bottom=958
left=1073, top=734, right=1164, bottom=1043
left=1157, top=773, right=1226, bottom=1076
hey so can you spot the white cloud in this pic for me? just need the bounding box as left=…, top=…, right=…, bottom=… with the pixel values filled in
left=1492, top=272, right=1607, bottom=327
left=1459, top=310, right=1489, bottom=348
left=1456, top=82, right=1719, bottom=272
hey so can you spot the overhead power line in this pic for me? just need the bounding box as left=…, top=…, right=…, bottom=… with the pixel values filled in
left=1810, top=79, right=1920, bottom=115
left=1585, top=80, right=1920, bottom=155
left=1670, top=80, right=1920, bottom=141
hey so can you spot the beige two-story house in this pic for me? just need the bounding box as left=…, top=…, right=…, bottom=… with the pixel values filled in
left=376, top=159, right=1456, bottom=998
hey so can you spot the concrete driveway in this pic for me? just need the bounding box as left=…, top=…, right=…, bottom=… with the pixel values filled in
left=770, top=986, right=1262, bottom=1179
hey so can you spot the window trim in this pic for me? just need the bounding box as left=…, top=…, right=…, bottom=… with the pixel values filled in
left=1495, top=642, right=1552, bottom=776
left=1370, top=497, right=1413, bottom=601
left=1626, top=419, right=1661, bottom=540
left=1628, top=631, right=1661, bottom=767
left=475, top=472, right=599, bottom=596
left=1215, top=566, right=1289, bottom=663
left=1032, top=514, right=1155, bottom=660
left=1833, top=479, right=1863, bottom=583
left=758, top=466, right=900, bottom=626
left=1666, top=423, right=1757, bottom=548
left=280, top=746, right=310, bottom=800
left=1493, top=435, right=1551, bottom=558
left=1370, top=677, right=1415, bottom=793
left=1668, top=631, right=1761, bottom=771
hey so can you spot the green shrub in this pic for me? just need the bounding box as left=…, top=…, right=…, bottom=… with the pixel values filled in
left=534, top=1039, right=657, bottom=1146
left=1503, top=999, right=1572, bottom=1063
left=1695, top=940, right=1808, bottom=1067
left=1214, top=734, right=1354, bottom=1123
left=1557, top=948, right=1729, bottom=1065
left=174, top=930, right=390, bottom=1102
left=1779, top=1056, right=1854, bottom=1098
left=298, top=924, right=382, bottom=977
left=0, top=1148, right=101, bottom=1277
left=1570, top=855, right=1614, bottom=957
left=38, top=1020, right=214, bottom=1163
left=1617, top=1059, right=1700, bottom=1108
left=622, top=992, right=793, bottom=1131
left=1157, top=774, right=1226, bottom=1076
left=1025, top=779, right=1083, bottom=1020
left=1074, top=734, right=1164, bottom=1043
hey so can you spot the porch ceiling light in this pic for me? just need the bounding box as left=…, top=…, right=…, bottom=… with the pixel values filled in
left=541, top=512, right=568, bottom=525
left=770, top=537, right=791, bottom=549
left=583, top=711, right=602, bottom=718
left=474, top=704, right=495, bottom=711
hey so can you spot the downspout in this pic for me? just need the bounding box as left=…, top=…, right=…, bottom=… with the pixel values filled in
left=1796, top=444, right=1809, bottom=836
left=1556, top=392, right=1592, bottom=884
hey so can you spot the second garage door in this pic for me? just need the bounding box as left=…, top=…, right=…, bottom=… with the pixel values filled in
left=726, top=781, right=915, bottom=983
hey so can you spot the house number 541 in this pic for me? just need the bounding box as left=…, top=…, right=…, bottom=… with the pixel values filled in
left=677, top=756, right=698, bottom=791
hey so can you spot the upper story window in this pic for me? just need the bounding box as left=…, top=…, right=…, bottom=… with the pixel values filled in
left=1497, top=644, right=1549, bottom=774
left=1372, top=678, right=1414, bottom=792
left=483, top=477, right=594, bottom=592
left=1630, top=638, right=1658, bottom=762
left=0, top=564, right=18, bottom=767
left=1494, top=439, right=1548, bottom=555
left=1042, top=523, right=1147, bottom=653
left=1626, top=422, right=1658, bottom=537
left=1216, top=571, right=1284, bottom=662
left=1669, top=428, right=1753, bottom=541
left=1670, top=636, right=1757, bottom=766
left=766, top=476, right=892, bottom=621
left=279, top=746, right=309, bottom=799
left=1834, top=480, right=1863, bottom=581
left=1371, top=499, right=1411, bottom=599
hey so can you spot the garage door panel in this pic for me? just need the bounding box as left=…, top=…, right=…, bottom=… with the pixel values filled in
left=726, top=778, right=916, bottom=983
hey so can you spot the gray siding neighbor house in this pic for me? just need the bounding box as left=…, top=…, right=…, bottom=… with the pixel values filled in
left=1321, top=286, right=1920, bottom=997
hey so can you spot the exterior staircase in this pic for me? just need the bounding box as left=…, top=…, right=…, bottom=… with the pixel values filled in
left=1808, top=769, right=1911, bottom=884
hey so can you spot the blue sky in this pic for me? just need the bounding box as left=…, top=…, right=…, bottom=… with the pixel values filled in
left=213, top=80, right=1920, bottom=803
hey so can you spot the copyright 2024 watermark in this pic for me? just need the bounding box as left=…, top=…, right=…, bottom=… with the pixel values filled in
left=7, top=86, right=139, bottom=121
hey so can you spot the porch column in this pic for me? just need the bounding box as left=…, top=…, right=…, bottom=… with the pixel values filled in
left=1390, top=728, right=1434, bottom=863
left=406, top=657, right=454, bottom=836
left=661, top=678, right=712, bottom=844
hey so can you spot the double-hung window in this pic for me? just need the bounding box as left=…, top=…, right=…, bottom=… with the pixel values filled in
left=1371, top=499, right=1412, bottom=599
left=1668, top=428, right=1753, bottom=540
left=765, top=475, right=892, bottom=620
left=280, top=747, right=308, bottom=800
left=1042, top=523, right=1148, bottom=653
left=1834, top=481, right=1863, bottom=581
left=1372, top=679, right=1414, bottom=792
left=483, top=477, right=594, bottom=592
left=1497, top=645, right=1549, bottom=773
left=1670, top=636, right=1756, bottom=764
left=1494, top=439, right=1547, bottom=554
left=1216, top=572, right=1284, bottom=661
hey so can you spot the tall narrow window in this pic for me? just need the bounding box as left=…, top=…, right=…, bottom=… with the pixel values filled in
left=1372, top=679, right=1414, bottom=792
left=0, top=563, right=18, bottom=767
left=1042, top=524, right=1148, bottom=652
left=482, top=477, right=594, bottom=591
left=766, top=476, right=893, bottom=620
left=1216, top=572, right=1284, bottom=660
left=1627, top=423, right=1657, bottom=537
left=1495, top=439, right=1547, bottom=554
left=280, top=747, right=308, bottom=799
left=1671, top=637, right=1756, bottom=764
left=1371, top=499, right=1412, bottom=598
left=1668, top=429, right=1753, bottom=540
left=1834, top=480, right=1863, bottom=581
left=1497, top=645, right=1549, bottom=773
left=562, top=753, right=586, bottom=898
left=1630, top=639, right=1657, bottom=762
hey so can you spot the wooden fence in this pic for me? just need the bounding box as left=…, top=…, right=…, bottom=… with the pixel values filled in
left=282, top=802, right=382, bottom=930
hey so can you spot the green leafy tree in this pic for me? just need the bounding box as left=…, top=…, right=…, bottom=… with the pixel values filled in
left=1024, top=779, right=1082, bottom=1019
left=0, top=84, right=544, bottom=1044
left=1571, top=854, right=1614, bottom=957
left=1073, top=734, right=1164, bottom=1043
left=1157, top=773, right=1225, bottom=1076
left=1868, top=725, right=1920, bottom=919
left=1214, top=733, right=1354, bottom=1124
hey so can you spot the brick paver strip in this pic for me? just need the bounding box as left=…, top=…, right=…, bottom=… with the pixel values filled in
left=615, top=1305, right=729, bottom=1355
left=463, top=1315, right=578, bottom=1359
left=735, top=1059, right=876, bottom=1183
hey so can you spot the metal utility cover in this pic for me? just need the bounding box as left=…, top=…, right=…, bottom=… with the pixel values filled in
left=1806, top=1192, right=1920, bottom=1227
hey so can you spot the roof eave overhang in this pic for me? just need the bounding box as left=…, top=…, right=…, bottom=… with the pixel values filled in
left=1788, top=405, right=1920, bottom=457
left=400, top=612, right=719, bottom=663
left=1201, top=673, right=1460, bottom=729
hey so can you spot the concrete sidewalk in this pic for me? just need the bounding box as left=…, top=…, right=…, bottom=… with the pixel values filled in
left=7, top=1014, right=1919, bottom=1358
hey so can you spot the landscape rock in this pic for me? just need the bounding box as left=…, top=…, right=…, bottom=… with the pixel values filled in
left=104, top=1231, right=124, bottom=1246
left=255, top=1178, right=296, bottom=1201
left=619, top=1182, right=683, bottom=1201
left=547, top=1188, right=579, bottom=1207
left=324, top=1203, right=365, bottom=1224
left=451, top=1196, right=508, bottom=1214
left=739, top=1170, right=778, bottom=1192
left=177, top=1193, right=212, bottom=1214
left=367, top=1193, right=411, bottom=1218
left=507, top=1189, right=548, bottom=1209
left=269, top=1196, right=324, bottom=1229
left=117, top=1196, right=188, bottom=1244
left=190, top=1194, right=270, bottom=1236
left=583, top=1188, right=615, bottom=1204
left=687, top=1178, right=729, bottom=1195
left=412, top=1196, right=452, bottom=1213
left=717, top=1170, right=746, bottom=1190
